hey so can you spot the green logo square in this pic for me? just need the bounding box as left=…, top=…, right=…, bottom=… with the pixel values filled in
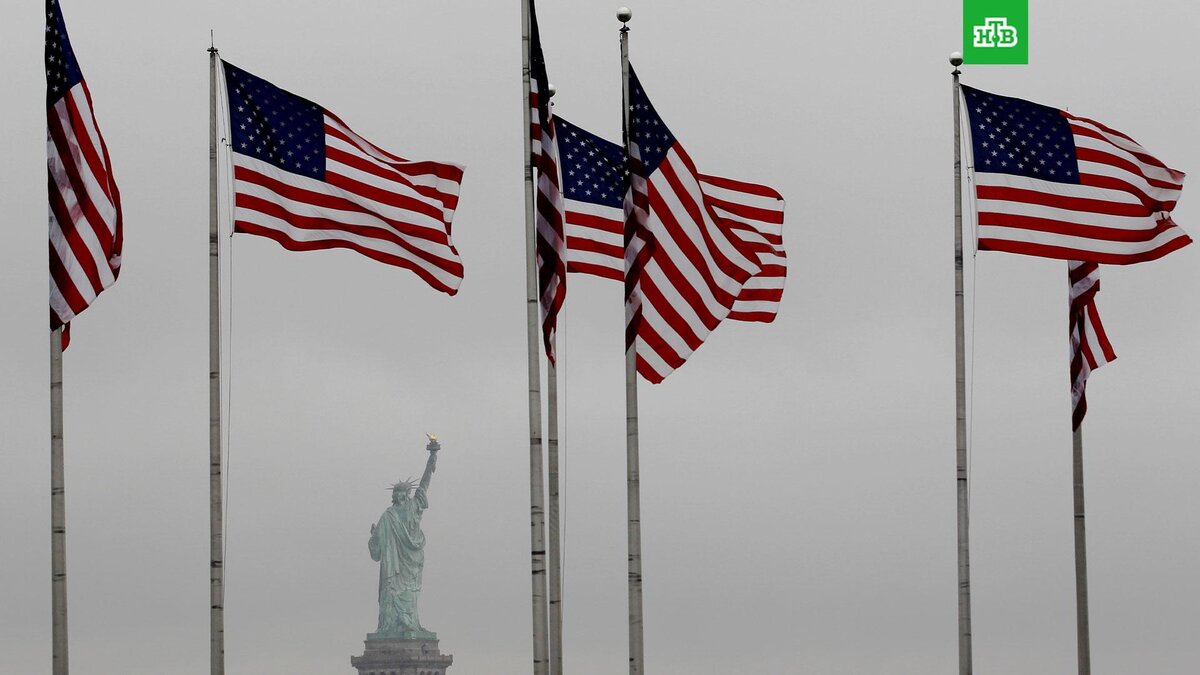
left=963, top=0, right=1028, bottom=64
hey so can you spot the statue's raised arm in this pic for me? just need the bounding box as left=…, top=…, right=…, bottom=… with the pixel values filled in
left=419, top=434, right=439, bottom=496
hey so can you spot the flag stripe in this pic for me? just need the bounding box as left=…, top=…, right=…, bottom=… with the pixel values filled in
left=697, top=173, right=785, bottom=200
left=645, top=193, right=737, bottom=328
left=699, top=191, right=785, bottom=226
left=664, top=149, right=762, bottom=278
left=567, top=261, right=623, bottom=280
left=233, top=172, right=461, bottom=271
left=232, top=184, right=463, bottom=291
left=1074, top=143, right=1183, bottom=197
left=977, top=206, right=1182, bottom=241
left=235, top=162, right=456, bottom=246
left=325, top=144, right=461, bottom=221
left=1067, top=115, right=1186, bottom=181
left=978, top=182, right=1164, bottom=219
left=564, top=203, right=624, bottom=278
left=233, top=190, right=463, bottom=278
left=642, top=274, right=706, bottom=355
left=977, top=223, right=1189, bottom=261
left=325, top=120, right=465, bottom=191
left=567, top=237, right=623, bottom=261
left=47, top=183, right=107, bottom=299
left=634, top=319, right=680, bottom=382
left=48, top=108, right=116, bottom=285
left=54, top=90, right=118, bottom=218
left=48, top=206, right=95, bottom=314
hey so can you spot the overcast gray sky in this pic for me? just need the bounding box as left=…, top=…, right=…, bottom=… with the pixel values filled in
left=2, top=1, right=1198, bottom=673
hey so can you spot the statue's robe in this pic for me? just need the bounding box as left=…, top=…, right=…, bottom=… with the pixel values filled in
left=369, top=487, right=428, bottom=634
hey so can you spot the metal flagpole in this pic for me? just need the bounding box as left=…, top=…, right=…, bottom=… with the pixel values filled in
left=50, top=327, right=68, bottom=675
left=545, top=80, right=564, bottom=675
left=521, top=1, right=551, bottom=672
left=208, top=45, right=226, bottom=675
left=618, top=9, right=645, bottom=674
left=547, top=352, right=563, bottom=675
left=950, top=51, right=973, bottom=675
left=1072, top=427, right=1091, bottom=674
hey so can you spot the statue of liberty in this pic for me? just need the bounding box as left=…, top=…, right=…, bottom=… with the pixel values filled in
left=368, top=435, right=439, bottom=638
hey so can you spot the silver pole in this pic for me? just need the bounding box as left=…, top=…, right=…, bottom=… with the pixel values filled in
left=208, top=46, right=226, bottom=675
left=618, top=9, right=644, bottom=674
left=950, top=52, right=973, bottom=675
left=50, top=327, right=68, bottom=675
left=521, top=1, right=551, bottom=672
left=547, top=354, right=563, bottom=675
left=1072, top=426, right=1091, bottom=675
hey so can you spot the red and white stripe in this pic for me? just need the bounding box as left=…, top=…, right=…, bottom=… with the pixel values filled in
left=563, top=200, right=623, bottom=280
left=48, top=79, right=123, bottom=334
left=232, top=111, right=465, bottom=295
left=563, top=174, right=786, bottom=323
left=529, top=38, right=567, bottom=362
left=1069, top=260, right=1116, bottom=429
left=628, top=144, right=785, bottom=383
left=623, top=142, right=654, bottom=358
left=698, top=174, right=786, bottom=322
left=976, top=113, right=1189, bottom=264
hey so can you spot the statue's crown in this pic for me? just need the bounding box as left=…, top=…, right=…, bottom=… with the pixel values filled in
left=389, top=478, right=417, bottom=494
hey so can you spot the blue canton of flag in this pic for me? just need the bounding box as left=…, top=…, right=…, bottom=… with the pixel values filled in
left=45, top=2, right=83, bottom=105
left=224, top=63, right=325, bottom=180
left=963, top=87, right=1079, bottom=183
left=556, top=118, right=625, bottom=209
left=627, top=76, right=676, bottom=176
left=553, top=117, right=627, bottom=281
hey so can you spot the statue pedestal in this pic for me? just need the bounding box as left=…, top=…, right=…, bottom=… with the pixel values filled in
left=350, top=634, right=453, bottom=675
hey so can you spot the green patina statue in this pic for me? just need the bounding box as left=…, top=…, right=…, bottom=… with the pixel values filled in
left=368, top=435, right=440, bottom=639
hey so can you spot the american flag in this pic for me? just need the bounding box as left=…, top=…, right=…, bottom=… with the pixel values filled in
left=553, top=117, right=626, bottom=281
left=1068, top=261, right=1115, bottom=430
left=223, top=61, right=465, bottom=294
left=553, top=71, right=786, bottom=382
left=556, top=119, right=787, bottom=320
left=528, top=0, right=567, bottom=362
left=47, top=0, right=123, bottom=345
left=963, top=85, right=1189, bottom=264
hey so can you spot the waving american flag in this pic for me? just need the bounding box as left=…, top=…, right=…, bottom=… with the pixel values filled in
left=1068, top=261, right=1115, bottom=429
left=528, top=0, right=567, bottom=362
left=223, top=61, right=465, bottom=294
left=47, top=0, right=123, bottom=344
left=554, top=68, right=786, bottom=382
left=963, top=85, right=1189, bottom=264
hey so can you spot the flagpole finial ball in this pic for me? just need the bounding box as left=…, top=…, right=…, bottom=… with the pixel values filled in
left=617, top=7, right=633, bottom=22
left=949, top=52, right=964, bottom=67
left=547, top=83, right=557, bottom=99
